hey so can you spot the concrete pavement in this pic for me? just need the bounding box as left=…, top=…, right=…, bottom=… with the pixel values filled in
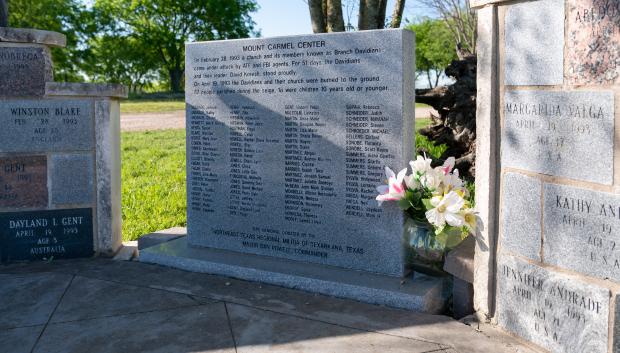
left=0, top=258, right=542, bottom=353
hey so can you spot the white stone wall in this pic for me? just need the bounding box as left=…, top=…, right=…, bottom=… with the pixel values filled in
left=473, top=1, right=620, bottom=352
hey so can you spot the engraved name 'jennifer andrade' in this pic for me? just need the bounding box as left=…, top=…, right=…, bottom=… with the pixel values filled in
left=501, top=264, right=604, bottom=342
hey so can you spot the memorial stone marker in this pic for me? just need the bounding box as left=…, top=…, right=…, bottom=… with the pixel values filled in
left=504, top=0, right=564, bottom=86
left=502, top=90, right=614, bottom=184
left=185, top=29, right=413, bottom=276
left=544, top=183, right=620, bottom=282
left=142, top=30, right=450, bottom=313
left=470, top=0, right=620, bottom=351
left=567, top=0, right=620, bottom=85
left=0, top=27, right=125, bottom=262
left=497, top=256, right=610, bottom=353
left=500, top=173, right=541, bottom=261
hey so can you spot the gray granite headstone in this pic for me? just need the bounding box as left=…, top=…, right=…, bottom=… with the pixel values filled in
left=544, top=183, right=620, bottom=282
left=0, top=46, right=51, bottom=97
left=0, top=99, right=94, bottom=152
left=497, top=255, right=610, bottom=353
left=185, top=29, right=415, bottom=277
left=504, top=0, right=565, bottom=86
left=51, top=154, right=95, bottom=205
left=502, top=90, right=614, bottom=184
left=500, top=172, right=541, bottom=261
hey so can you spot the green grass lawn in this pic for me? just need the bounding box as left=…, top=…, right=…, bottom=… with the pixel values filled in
left=122, top=129, right=186, bottom=240
left=121, top=100, right=185, bottom=114
left=121, top=118, right=447, bottom=240
left=415, top=102, right=430, bottom=108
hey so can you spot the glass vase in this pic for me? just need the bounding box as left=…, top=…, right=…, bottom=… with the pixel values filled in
left=403, top=218, right=448, bottom=275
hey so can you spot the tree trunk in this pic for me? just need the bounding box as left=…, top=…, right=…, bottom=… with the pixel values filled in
left=389, top=0, right=406, bottom=28
left=326, top=0, right=345, bottom=32
left=426, top=69, right=433, bottom=88
left=0, top=0, right=8, bottom=27
left=434, top=69, right=440, bottom=87
left=358, top=0, right=387, bottom=30
left=169, top=68, right=183, bottom=93
left=308, top=0, right=327, bottom=33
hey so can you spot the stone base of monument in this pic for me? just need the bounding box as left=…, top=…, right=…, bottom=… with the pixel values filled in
left=140, top=236, right=449, bottom=314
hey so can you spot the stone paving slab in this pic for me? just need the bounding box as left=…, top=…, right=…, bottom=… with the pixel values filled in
left=0, top=259, right=543, bottom=353
left=50, top=276, right=205, bottom=323
left=227, top=303, right=447, bottom=353
left=35, top=304, right=235, bottom=353
left=0, top=272, right=72, bottom=330
left=0, top=326, right=43, bottom=353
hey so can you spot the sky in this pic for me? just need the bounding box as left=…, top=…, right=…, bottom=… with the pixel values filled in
left=251, top=1, right=448, bottom=88
left=252, top=0, right=436, bottom=38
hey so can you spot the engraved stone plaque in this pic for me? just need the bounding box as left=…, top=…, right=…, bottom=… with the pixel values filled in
left=0, top=208, right=94, bottom=262
left=0, top=99, right=94, bottom=152
left=567, top=0, right=620, bottom=85
left=185, top=30, right=415, bottom=276
left=505, top=0, right=565, bottom=86
left=544, top=183, right=620, bottom=282
left=0, top=46, right=50, bottom=97
left=497, top=255, right=610, bottom=353
left=500, top=172, right=541, bottom=261
left=502, top=90, right=614, bottom=184
left=0, top=155, right=47, bottom=209
left=51, top=154, right=94, bottom=205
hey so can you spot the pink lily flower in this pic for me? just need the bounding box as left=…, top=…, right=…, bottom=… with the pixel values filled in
left=376, top=166, right=408, bottom=205
left=441, top=157, right=456, bottom=175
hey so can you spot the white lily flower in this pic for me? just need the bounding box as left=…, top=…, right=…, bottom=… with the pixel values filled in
left=410, top=155, right=433, bottom=175
left=442, top=168, right=464, bottom=192
left=425, top=191, right=466, bottom=227
left=376, top=167, right=408, bottom=205
left=420, top=168, right=443, bottom=191
left=461, top=208, right=480, bottom=232
left=404, top=174, right=419, bottom=190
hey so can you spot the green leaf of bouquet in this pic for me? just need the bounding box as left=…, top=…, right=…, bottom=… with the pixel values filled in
left=398, top=198, right=412, bottom=210
left=422, top=198, right=433, bottom=210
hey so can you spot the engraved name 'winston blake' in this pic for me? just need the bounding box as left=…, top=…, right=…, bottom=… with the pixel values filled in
left=497, top=256, right=610, bottom=353
left=544, top=183, right=620, bottom=283
left=186, top=30, right=414, bottom=277
left=502, top=90, right=614, bottom=184
left=0, top=100, right=94, bottom=152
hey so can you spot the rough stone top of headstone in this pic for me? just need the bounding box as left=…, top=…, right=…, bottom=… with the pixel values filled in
left=46, top=82, right=128, bottom=99
left=0, top=27, right=66, bottom=47
left=469, top=0, right=511, bottom=8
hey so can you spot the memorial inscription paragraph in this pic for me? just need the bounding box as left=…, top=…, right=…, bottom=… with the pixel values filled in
left=186, top=30, right=414, bottom=276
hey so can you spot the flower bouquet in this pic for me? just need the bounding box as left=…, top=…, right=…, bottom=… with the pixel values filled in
left=376, top=155, right=479, bottom=273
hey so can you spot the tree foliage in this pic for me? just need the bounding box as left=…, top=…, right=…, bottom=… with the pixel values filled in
left=408, top=19, right=457, bottom=88
left=417, top=0, right=476, bottom=57
left=8, top=0, right=89, bottom=81
left=93, top=0, right=259, bottom=93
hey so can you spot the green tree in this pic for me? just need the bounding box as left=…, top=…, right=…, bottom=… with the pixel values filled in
left=8, top=0, right=88, bottom=81
left=94, top=0, right=259, bottom=93
left=408, top=19, right=457, bottom=88
left=84, top=35, right=159, bottom=93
